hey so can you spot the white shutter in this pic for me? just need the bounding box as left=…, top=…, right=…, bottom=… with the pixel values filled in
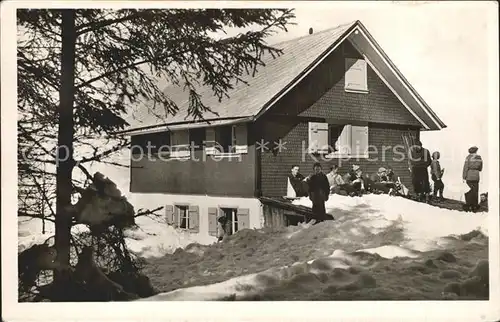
left=170, top=130, right=190, bottom=158
left=308, top=122, right=329, bottom=154
left=234, top=124, right=248, bottom=154
left=345, top=58, right=368, bottom=92
left=351, top=125, right=369, bottom=157
left=335, top=125, right=352, bottom=155
left=205, top=127, right=217, bottom=155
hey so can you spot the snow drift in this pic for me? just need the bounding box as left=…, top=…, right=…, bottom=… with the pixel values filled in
left=18, top=194, right=489, bottom=301
left=138, top=194, right=488, bottom=301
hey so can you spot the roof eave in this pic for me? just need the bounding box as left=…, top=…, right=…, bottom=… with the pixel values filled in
left=114, top=116, right=254, bottom=136
left=355, top=21, right=446, bottom=131
left=253, top=21, right=359, bottom=121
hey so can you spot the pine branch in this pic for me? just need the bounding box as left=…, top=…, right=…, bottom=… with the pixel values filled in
left=75, top=11, right=142, bottom=36
left=77, top=141, right=129, bottom=164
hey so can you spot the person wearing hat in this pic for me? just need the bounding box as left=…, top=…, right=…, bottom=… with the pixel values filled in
left=368, top=167, right=397, bottom=194
left=409, top=140, right=432, bottom=202
left=343, top=164, right=365, bottom=196
left=307, top=162, right=331, bottom=222
left=462, top=146, right=483, bottom=212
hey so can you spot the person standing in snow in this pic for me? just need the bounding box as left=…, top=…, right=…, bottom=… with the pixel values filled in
left=430, top=151, right=445, bottom=201
left=306, top=162, right=330, bottom=222
left=462, top=146, right=483, bottom=212
left=409, top=140, right=432, bottom=202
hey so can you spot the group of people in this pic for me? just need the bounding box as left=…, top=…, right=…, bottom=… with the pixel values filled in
left=287, top=141, right=487, bottom=221
left=409, top=141, right=486, bottom=212
left=287, top=162, right=410, bottom=222
left=289, top=163, right=408, bottom=198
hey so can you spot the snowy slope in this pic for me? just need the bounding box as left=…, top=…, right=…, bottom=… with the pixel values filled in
left=18, top=192, right=489, bottom=301
left=138, top=194, right=488, bottom=301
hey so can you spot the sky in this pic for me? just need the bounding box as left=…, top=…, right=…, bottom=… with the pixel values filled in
left=80, top=2, right=495, bottom=200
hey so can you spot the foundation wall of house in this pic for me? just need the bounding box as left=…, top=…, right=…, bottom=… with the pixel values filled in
left=129, top=193, right=264, bottom=238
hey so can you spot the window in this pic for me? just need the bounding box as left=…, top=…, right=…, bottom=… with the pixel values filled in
left=308, top=122, right=369, bottom=158
left=205, top=124, right=248, bottom=156
left=176, top=205, right=189, bottom=229
left=216, top=125, right=236, bottom=153
left=189, top=127, right=206, bottom=151
left=208, top=207, right=250, bottom=236
left=130, top=131, right=170, bottom=155
left=170, top=129, right=190, bottom=158
left=221, top=208, right=239, bottom=235
left=345, top=58, right=368, bottom=93
left=328, top=124, right=351, bottom=154
left=166, top=204, right=200, bottom=232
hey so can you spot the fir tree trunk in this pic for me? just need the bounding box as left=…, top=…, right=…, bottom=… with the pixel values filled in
left=54, top=9, right=76, bottom=294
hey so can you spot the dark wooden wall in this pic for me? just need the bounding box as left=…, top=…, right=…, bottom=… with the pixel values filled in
left=256, top=41, right=422, bottom=197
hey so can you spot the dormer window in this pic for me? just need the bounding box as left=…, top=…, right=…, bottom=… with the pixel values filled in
left=344, top=58, right=368, bottom=93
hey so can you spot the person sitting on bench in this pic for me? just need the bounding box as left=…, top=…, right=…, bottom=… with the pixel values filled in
left=326, top=164, right=347, bottom=195
left=371, top=167, right=398, bottom=194
left=384, top=167, right=409, bottom=197
left=287, top=165, right=309, bottom=197
left=343, top=165, right=366, bottom=196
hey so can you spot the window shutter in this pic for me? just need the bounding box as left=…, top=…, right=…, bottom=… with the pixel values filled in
left=208, top=207, right=218, bottom=236
left=234, top=124, right=248, bottom=154
left=345, top=58, right=367, bottom=92
left=170, top=130, right=190, bottom=158
left=237, top=208, right=250, bottom=230
left=188, top=205, right=200, bottom=233
left=351, top=125, right=369, bottom=157
left=308, top=122, right=329, bottom=153
left=205, top=128, right=217, bottom=155
left=165, top=205, right=174, bottom=225
left=336, top=125, right=352, bottom=155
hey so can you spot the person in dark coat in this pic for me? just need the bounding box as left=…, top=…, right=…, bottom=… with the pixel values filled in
left=288, top=165, right=308, bottom=197
left=343, top=165, right=365, bottom=196
left=462, top=146, right=483, bottom=212
left=409, top=140, right=432, bottom=202
left=306, top=162, right=330, bottom=222
left=479, top=193, right=488, bottom=212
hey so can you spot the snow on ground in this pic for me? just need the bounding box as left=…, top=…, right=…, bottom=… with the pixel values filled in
left=139, top=194, right=489, bottom=301
left=293, top=194, right=488, bottom=253
left=18, top=213, right=216, bottom=257
left=18, top=217, right=90, bottom=252
left=18, top=194, right=489, bottom=301
left=124, top=215, right=216, bottom=258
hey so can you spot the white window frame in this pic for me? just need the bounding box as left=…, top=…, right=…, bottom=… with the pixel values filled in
left=344, top=58, right=369, bottom=94
left=175, top=205, right=190, bottom=230
left=219, top=207, right=239, bottom=234
left=206, top=124, right=248, bottom=159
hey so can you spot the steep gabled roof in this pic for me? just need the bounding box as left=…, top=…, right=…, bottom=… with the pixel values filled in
left=122, top=20, right=446, bottom=134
